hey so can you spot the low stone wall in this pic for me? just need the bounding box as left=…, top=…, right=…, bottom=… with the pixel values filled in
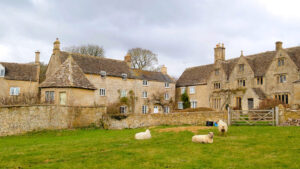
left=0, top=105, right=105, bottom=136
left=103, top=111, right=227, bottom=129
left=278, top=106, right=300, bottom=126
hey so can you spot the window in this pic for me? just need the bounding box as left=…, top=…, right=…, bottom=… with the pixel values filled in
left=143, top=80, right=148, bottom=86
left=100, top=88, right=106, bottom=96
left=278, top=74, right=286, bottom=83
left=142, top=105, right=148, bottom=114
left=165, top=82, right=169, bottom=88
left=181, top=87, right=186, bottom=94
left=163, top=106, right=170, bottom=113
left=164, top=93, right=169, bottom=100
left=121, top=90, right=127, bottom=97
left=278, top=58, right=285, bottom=67
left=275, top=93, right=289, bottom=104
left=0, top=68, right=4, bottom=77
left=10, top=87, right=20, bottom=96
left=45, top=91, right=54, bottom=103
left=215, top=69, right=220, bottom=75
left=122, top=73, right=127, bottom=80
left=59, top=92, right=67, bottom=105
left=214, top=82, right=221, bottom=89
left=238, top=79, right=246, bottom=87
left=239, top=64, right=244, bottom=72
left=100, top=71, right=106, bottom=78
left=191, top=101, right=197, bottom=108
left=120, top=106, right=127, bottom=114
left=142, top=91, right=148, bottom=98
left=178, top=102, right=183, bottom=109
left=189, top=86, right=195, bottom=94
left=257, top=77, right=263, bottom=85
left=212, top=98, right=221, bottom=110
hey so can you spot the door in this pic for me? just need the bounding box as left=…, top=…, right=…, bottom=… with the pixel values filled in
left=59, top=92, right=67, bottom=105
left=236, top=97, right=242, bottom=110
left=154, top=106, right=158, bottom=113
left=248, top=98, right=254, bottom=110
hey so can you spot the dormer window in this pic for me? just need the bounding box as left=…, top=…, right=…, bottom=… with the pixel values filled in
left=278, top=58, right=285, bottom=67
left=238, top=64, right=244, bottom=72
left=214, top=82, right=221, bottom=89
left=238, top=79, right=246, bottom=87
left=0, top=64, right=5, bottom=77
left=100, top=71, right=106, bottom=78
left=122, top=73, right=127, bottom=80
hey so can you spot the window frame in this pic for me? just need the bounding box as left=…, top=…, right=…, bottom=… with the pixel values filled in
left=181, top=87, right=186, bottom=94
left=191, top=100, right=197, bottom=109
left=165, top=82, right=169, bottom=88
left=189, top=86, right=195, bottom=94
left=45, top=91, right=55, bottom=103
left=100, top=71, right=106, bottom=78
left=10, top=87, right=20, bottom=96
left=213, top=82, right=221, bottom=89
left=178, top=102, right=183, bottom=110
left=143, top=80, right=148, bottom=86
left=120, top=106, right=127, bottom=114
left=163, top=106, right=170, bottom=113
left=278, top=58, right=285, bottom=67
left=100, top=88, right=106, bottom=96
left=142, top=105, right=148, bottom=114
left=122, top=73, right=127, bottom=80
left=142, top=91, right=148, bottom=98
left=238, top=79, right=246, bottom=87
left=238, top=64, right=245, bottom=72
left=120, top=89, right=127, bottom=97
left=164, top=93, right=169, bottom=100
left=215, top=69, right=220, bottom=76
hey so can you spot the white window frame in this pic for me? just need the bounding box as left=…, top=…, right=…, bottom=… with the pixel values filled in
left=164, top=106, right=170, bottom=113
left=10, top=87, right=20, bottom=96
left=100, top=71, right=106, bottom=78
left=142, top=91, right=148, bottom=98
left=189, top=86, right=195, bottom=94
left=164, top=93, right=169, bottom=100
left=120, top=106, right=127, bottom=114
left=165, top=82, right=169, bottom=88
left=122, top=73, right=127, bottom=80
left=191, top=101, right=197, bottom=108
left=120, top=90, right=127, bottom=97
left=143, top=80, right=148, bottom=86
left=142, top=105, right=148, bottom=114
left=100, top=88, right=106, bottom=96
left=181, top=87, right=186, bottom=94
left=178, top=102, right=183, bottom=110
left=0, top=65, right=5, bottom=77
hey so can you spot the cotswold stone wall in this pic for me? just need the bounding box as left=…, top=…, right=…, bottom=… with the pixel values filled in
left=103, top=111, right=227, bottom=129
left=0, top=105, right=105, bottom=136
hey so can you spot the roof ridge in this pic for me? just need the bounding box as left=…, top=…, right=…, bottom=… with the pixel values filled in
left=0, top=62, right=36, bottom=66
left=61, top=51, right=125, bottom=63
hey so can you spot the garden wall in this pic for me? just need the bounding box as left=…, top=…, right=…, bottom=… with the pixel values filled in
left=0, top=105, right=105, bottom=136
left=103, top=111, right=227, bottom=129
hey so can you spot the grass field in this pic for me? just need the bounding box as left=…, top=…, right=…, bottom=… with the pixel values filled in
left=0, top=126, right=299, bottom=169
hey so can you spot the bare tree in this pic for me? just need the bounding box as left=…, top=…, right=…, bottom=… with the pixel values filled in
left=127, top=48, right=158, bottom=70
left=64, top=44, right=105, bottom=57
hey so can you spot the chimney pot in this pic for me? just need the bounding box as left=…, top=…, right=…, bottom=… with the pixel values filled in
left=124, top=53, right=131, bottom=67
left=161, top=65, right=167, bottom=74
left=53, top=38, right=60, bottom=53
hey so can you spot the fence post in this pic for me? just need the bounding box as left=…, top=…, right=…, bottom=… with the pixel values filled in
left=275, top=106, right=279, bottom=126
left=227, top=107, right=231, bottom=126
left=272, top=108, right=275, bottom=126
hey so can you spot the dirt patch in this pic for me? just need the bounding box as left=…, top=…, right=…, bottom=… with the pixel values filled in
left=158, top=126, right=213, bottom=134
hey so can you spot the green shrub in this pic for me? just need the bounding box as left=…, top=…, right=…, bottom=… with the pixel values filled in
left=181, top=92, right=190, bottom=109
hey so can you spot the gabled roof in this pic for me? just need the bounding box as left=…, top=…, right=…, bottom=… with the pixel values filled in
left=59, top=51, right=132, bottom=78
left=177, top=46, right=300, bottom=87
left=56, top=51, right=173, bottom=83
left=40, top=56, right=96, bottom=90
left=131, top=69, right=174, bottom=83
left=252, top=88, right=267, bottom=99
left=0, top=62, right=38, bottom=82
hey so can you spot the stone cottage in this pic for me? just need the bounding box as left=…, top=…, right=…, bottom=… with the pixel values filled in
left=40, top=39, right=175, bottom=114
left=0, top=52, right=40, bottom=103
left=176, top=42, right=300, bottom=110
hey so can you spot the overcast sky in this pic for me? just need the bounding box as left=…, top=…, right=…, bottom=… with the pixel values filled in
left=0, top=0, right=300, bottom=77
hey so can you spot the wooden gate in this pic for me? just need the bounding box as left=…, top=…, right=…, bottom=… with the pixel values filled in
left=228, top=108, right=278, bottom=126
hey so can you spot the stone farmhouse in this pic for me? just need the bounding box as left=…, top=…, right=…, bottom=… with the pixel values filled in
left=176, top=42, right=300, bottom=110
left=0, top=52, right=40, bottom=101
left=40, top=39, right=175, bottom=114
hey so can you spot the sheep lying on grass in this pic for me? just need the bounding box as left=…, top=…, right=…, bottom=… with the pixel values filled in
left=135, top=129, right=151, bottom=140
left=192, top=132, right=214, bottom=144
left=217, top=120, right=228, bottom=136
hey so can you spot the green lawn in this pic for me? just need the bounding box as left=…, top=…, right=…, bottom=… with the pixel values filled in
left=0, top=126, right=299, bottom=169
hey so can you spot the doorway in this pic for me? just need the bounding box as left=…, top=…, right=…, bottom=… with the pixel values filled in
left=248, top=98, right=254, bottom=110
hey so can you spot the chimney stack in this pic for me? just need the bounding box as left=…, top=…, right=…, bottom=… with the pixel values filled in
left=214, top=43, right=225, bottom=63
left=276, top=41, right=283, bottom=51
left=35, top=50, right=40, bottom=64
left=53, top=38, right=60, bottom=53
left=161, top=65, right=167, bottom=74
left=124, top=53, right=131, bottom=67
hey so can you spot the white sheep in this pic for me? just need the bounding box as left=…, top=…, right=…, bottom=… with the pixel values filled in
left=217, top=120, right=228, bottom=136
left=192, top=132, right=214, bottom=144
left=135, top=129, right=151, bottom=140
